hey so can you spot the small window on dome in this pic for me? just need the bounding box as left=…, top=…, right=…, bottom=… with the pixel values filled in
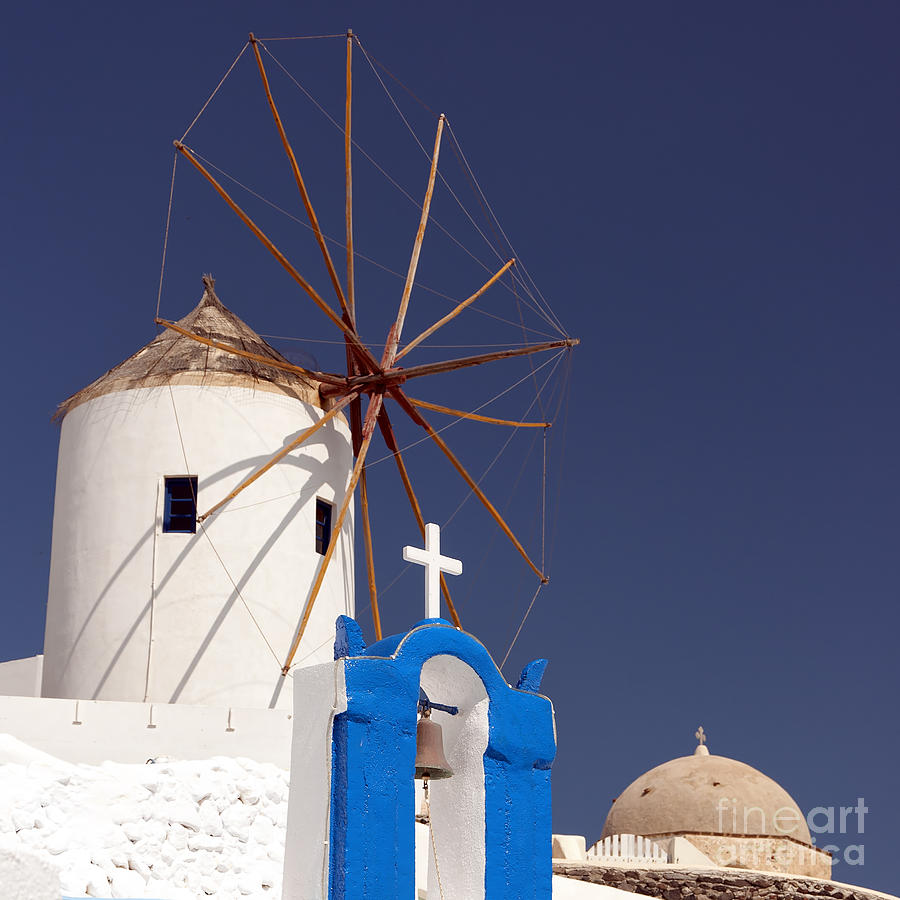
left=163, top=477, right=198, bottom=533
left=315, top=498, right=332, bottom=555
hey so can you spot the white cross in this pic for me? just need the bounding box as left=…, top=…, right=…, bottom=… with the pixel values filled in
left=403, top=523, right=462, bottom=620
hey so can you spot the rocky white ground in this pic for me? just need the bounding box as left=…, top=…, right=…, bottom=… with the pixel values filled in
left=0, top=734, right=633, bottom=899
left=0, top=736, right=286, bottom=898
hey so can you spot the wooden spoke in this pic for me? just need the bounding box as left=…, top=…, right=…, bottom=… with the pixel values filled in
left=198, top=393, right=357, bottom=522
left=250, top=36, right=350, bottom=321
left=396, top=338, right=577, bottom=381
left=173, top=142, right=380, bottom=374
left=155, top=317, right=347, bottom=385
left=381, top=115, right=445, bottom=368
left=343, top=311, right=363, bottom=453
left=407, top=396, right=550, bottom=428
left=394, top=259, right=515, bottom=361
left=163, top=41, right=577, bottom=672
left=328, top=338, right=578, bottom=394
left=377, top=407, right=461, bottom=628
left=390, top=388, right=547, bottom=582
left=345, top=30, right=356, bottom=325
left=282, top=393, right=384, bottom=674
left=341, top=30, right=364, bottom=462
left=347, top=378, right=364, bottom=454
left=359, top=464, right=381, bottom=640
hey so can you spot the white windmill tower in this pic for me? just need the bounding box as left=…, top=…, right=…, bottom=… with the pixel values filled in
left=41, top=276, right=355, bottom=711
left=40, top=32, right=576, bottom=718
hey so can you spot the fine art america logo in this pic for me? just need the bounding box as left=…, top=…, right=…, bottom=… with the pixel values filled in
left=715, top=797, right=867, bottom=867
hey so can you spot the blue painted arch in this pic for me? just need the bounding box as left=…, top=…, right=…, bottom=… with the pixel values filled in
left=329, top=618, right=556, bottom=900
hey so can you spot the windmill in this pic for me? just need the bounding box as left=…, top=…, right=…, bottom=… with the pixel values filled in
left=154, top=32, right=578, bottom=676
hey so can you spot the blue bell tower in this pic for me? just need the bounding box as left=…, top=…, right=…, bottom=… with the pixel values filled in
left=281, top=614, right=557, bottom=899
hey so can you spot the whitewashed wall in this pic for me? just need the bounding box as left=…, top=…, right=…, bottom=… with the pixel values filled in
left=0, top=656, right=43, bottom=698
left=0, top=694, right=292, bottom=767
left=281, top=661, right=346, bottom=900
left=42, top=383, right=354, bottom=711
left=420, top=655, right=489, bottom=900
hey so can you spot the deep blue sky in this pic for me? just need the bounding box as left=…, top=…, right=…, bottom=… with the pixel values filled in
left=2, top=2, right=898, bottom=892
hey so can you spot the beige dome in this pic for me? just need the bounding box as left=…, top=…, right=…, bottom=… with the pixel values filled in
left=602, top=748, right=812, bottom=845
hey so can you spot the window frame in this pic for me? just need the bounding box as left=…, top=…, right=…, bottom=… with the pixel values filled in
left=315, top=497, right=333, bottom=555
left=163, top=476, right=198, bottom=534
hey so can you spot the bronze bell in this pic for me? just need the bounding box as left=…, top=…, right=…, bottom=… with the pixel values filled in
left=414, top=712, right=453, bottom=780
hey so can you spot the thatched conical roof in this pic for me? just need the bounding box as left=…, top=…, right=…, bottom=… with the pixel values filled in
left=57, top=276, right=322, bottom=418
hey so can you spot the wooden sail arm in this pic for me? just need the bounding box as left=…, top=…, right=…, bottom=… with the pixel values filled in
left=390, top=388, right=547, bottom=583
left=359, top=465, right=381, bottom=640
left=345, top=29, right=356, bottom=324
left=329, top=338, right=579, bottom=392
left=197, top=392, right=357, bottom=522
left=394, top=259, right=515, bottom=361
left=342, top=30, right=363, bottom=469
left=376, top=406, right=462, bottom=628
left=407, top=396, right=550, bottom=428
left=282, top=393, right=384, bottom=674
left=380, top=114, right=445, bottom=368
left=154, top=317, right=347, bottom=386
left=173, top=141, right=380, bottom=375
left=346, top=368, right=364, bottom=454
left=396, top=338, right=578, bottom=381
left=249, top=35, right=351, bottom=322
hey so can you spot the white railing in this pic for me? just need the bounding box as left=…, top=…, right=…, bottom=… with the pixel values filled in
left=587, top=833, right=668, bottom=864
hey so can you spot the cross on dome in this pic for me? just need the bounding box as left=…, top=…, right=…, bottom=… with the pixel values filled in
left=403, top=523, right=462, bottom=620
left=694, top=725, right=709, bottom=756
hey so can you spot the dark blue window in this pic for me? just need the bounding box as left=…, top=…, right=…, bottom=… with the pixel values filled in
left=163, top=477, right=197, bottom=533
left=315, top=498, right=332, bottom=555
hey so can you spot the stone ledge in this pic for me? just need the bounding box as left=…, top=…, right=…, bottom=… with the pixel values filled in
left=552, top=861, right=896, bottom=900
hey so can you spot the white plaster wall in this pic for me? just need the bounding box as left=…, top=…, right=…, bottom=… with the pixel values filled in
left=42, top=384, right=354, bottom=711
left=415, top=821, right=430, bottom=899
left=0, top=655, right=43, bottom=697
left=0, top=694, right=292, bottom=766
left=282, top=661, right=346, bottom=900
left=553, top=834, right=587, bottom=861
left=420, top=655, right=489, bottom=900
left=665, top=836, right=716, bottom=867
